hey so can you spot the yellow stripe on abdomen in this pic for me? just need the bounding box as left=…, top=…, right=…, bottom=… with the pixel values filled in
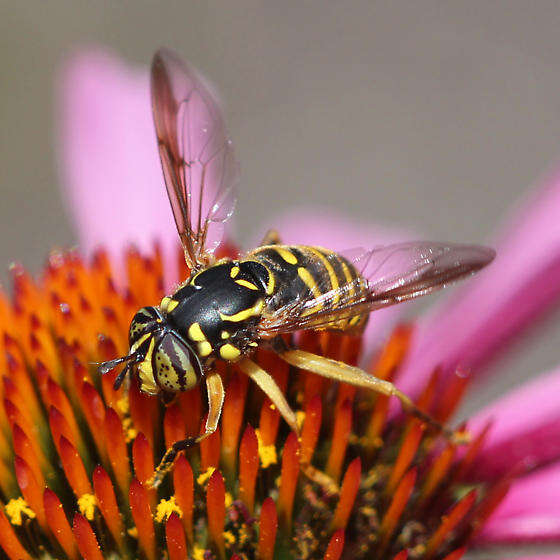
left=297, top=265, right=324, bottom=316
left=249, top=244, right=369, bottom=333
left=309, top=247, right=340, bottom=304
left=275, top=247, right=298, bottom=265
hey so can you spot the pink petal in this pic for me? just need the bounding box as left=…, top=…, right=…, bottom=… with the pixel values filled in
left=396, top=168, right=560, bottom=398
left=264, top=207, right=411, bottom=252
left=265, top=208, right=412, bottom=352
left=477, top=462, right=560, bottom=543
left=57, top=47, right=178, bottom=282
left=467, top=366, right=560, bottom=481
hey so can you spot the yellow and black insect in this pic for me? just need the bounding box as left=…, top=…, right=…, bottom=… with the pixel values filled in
left=99, top=48, right=495, bottom=488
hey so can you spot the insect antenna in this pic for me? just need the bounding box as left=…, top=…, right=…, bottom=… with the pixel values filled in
left=97, top=353, right=141, bottom=389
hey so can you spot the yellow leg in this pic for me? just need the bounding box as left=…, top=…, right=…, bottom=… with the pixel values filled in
left=148, top=373, right=225, bottom=488
left=238, top=358, right=339, bottom=494
left=278, top=349, right=468, bottom=444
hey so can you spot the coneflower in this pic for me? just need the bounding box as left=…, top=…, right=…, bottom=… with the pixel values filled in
left=0, top=244, right=513, bottom=559
left=1, top=46, right=558, bottom=560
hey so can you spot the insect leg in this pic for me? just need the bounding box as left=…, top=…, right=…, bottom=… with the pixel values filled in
left=202, top=373, right=226, bottom=436
left=113, top=362, right=131, bottom=390
left=259, top=229, right=281, bottom=246
left=237, top=358, right=339, bottom=494
left=277, top=349, right=468, bottom=445
left=147, top=373, right=225, bottom=488
left=238, top=358, right=298, bottom=430
left=160, top=391, right=177, bottom=406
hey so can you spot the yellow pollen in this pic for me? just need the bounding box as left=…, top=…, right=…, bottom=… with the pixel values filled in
left=78, top=493, right=97, bottom=520
left=126, top=427, right=138, bottom=442
left=128, top=527, right=138, bottom=538
left=235, top=279, right=259, bottom=290
left=188, top=322, right=206, bottom=342
left=230, top=265, right=240, bottom=278
left=155, top=496, right=183, bottom=522
left=255, top=429, right=277, bottom=468
left=5, top=497, right=35, bottom=525
left=197, top=466, right=216, bottom=486
left=116, top=396, right=129, bottom=414
left=220, top=343, right=241, bottom=361
left=193, top=546, right=206, bottom=560
left=122, top=417, right=137, bottom=442
left=296, top=410, right=306, bottom=430
left=239, top=525, right=250, bottom=545
left=224, top=530, right=236, bottom=545
left=225, top=491, right=233, bottom=508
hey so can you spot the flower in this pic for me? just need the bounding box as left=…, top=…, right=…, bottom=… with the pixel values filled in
left=0, top=46, right=557, bottom=559
left=0, top=251, right=523, bottom=559
left=396, top=166, right=560, bottom=398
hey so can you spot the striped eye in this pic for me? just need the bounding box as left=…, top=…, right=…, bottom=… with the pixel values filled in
left=154, top=333, right=202, bottom=392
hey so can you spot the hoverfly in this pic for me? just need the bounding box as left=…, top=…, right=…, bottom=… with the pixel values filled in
left=99, top=48, right=495, bottom=488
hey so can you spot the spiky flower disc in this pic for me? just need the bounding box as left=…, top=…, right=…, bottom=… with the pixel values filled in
left=0, top=246, right=507, bottom=560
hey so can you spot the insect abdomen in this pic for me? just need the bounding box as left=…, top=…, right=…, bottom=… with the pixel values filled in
left=249, top=245, right=369, bottom=332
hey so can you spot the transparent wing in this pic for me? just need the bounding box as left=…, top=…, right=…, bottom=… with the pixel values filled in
left=151, top=48, right=239, bottom=270
left=259, top=242, right=495, bottom=335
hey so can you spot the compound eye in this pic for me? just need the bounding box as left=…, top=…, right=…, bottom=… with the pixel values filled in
left=129, top=306, right=160, bottom=346
left=154, top=333, right=201, bottom=392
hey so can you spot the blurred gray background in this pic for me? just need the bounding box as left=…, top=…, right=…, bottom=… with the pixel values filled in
left=2, top=1, right=560, bottom=415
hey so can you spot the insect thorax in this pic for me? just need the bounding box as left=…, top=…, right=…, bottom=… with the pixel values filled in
left=162, top=260, right=273, bottom=365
